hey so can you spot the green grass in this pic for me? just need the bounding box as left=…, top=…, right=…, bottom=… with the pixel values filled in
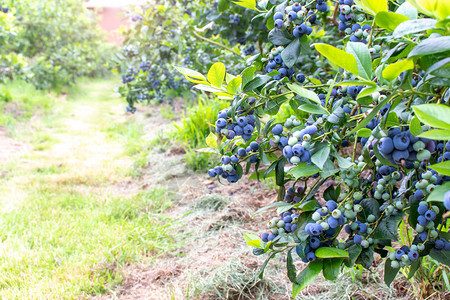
left=0, top=77, right=180, bottom=298
left=0, top=80, right=57, bottom=133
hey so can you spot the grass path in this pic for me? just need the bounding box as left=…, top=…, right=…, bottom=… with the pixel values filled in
left=0, top=78, right=176, bottom=299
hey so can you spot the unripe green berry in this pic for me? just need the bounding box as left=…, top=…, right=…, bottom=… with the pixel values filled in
left=332, top=209, right=342, bottom=219
left=353, top=192, right=363, bottom=201
left=354, top=204, right=363, bottom=213
left=361, top=240, right=370, bottom=248
left=367, top=214, right=376, bottom=223
left=277, top=220, right=285, bottom=228
left=417, top=149, right=431, bottom=161
left=391, top=260, right=400, bottom=268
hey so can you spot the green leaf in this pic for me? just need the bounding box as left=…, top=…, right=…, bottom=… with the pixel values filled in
left=268, top=28, right=292, bottom=46
left=409, top=117, right=423, bottom=136
left=356, top=247, right=374, bottom=269
left=298, top=103, right=329, bottom=115
left=276, top=157, right=286, bottom=186
left=354, top=0, right=388, bottom=16
left=241, top=66, right=256, bottom=88
left=205, top=132, right=218, bottom=148
left=408, top=259, right=421, bottom=279
left=396, top=1, right=418, bottom=20
left=244, top=232, right=262, bottom=248
left=375, top=11, right=409, bottom=31
left=323, top=258, right=344, bottom=281
left=356, top=86, right=382, bottom=100
left=344, top=244, right=363, bottom=267
left=287, top=249, right=297, bottom=283
left=207, top=62, right=226, bottom=87
left=373, top=213, right=403, bottom=240
left=418, top=129, right=450, bottom=140
left=427, top=182, right=450, bottom=203
left=429, top=249, right=450, bottom=266
left=413, top=104, right=450, bottom=130
left=360, top=198, right=380, bottom=218
left=315, top=247, right=349, bottom=258
left=293, top=260, right=323, bottom=297
left=333, top=153, right=353, bottom=169
left=288, top=163, right=320, bottom=179
left=346, top=42, right=372, bottom=80
left=382, top=58, right=415, bottom=81
left=314, top=43, right=359, bottom=76
left=384, top=259, right=400, bottom=286
left=311, top=144, right=331, bottom=169
left=251, top=201, right=293, bottom=217
left=357, top=128, right=372, bottom=138
left=393, top=18, right=437, bottom=38
left=408, top=36, right=450, bottom=57
left=287, top=83, right=321, bottom=104
left=175, top=66, right=207, bottom=83
left=258, top=253, right=276, bottom=279
left=243, top=75, right=272, bottom=92
left=281, top=39, right=301, bottom=68
left=233, top=0, right=260, bottom=11
left=227, top=76, right=242, bottom=94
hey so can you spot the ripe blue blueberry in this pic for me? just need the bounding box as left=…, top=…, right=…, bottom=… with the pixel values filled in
left=309, top=237, right=321, bottom=249
left=208, top=169, right=216, bottom=177
left=393, top=132, right=410, bottom=150
left=283, top=146, right=293, bottom=158
left=296, top=73, right=306, bottom=83
left=261, top=232, right=269, bottom=242
left=292, top=144, right=305, bottom=156
left=268, top=233, right=276, bottom=241
left=250, top=141, right=259, bottom=151
left=216, top=118, right=227, bottom=128
left=274, top=19, right=284, bottom=29
left=353, top=234, right=362, bottom=244
left=327, top=217, right=339, bottom=229
left=392, top=150, right=409, bottom=163
left=378, top=137, right=394, bottom=154
left=272, top=124, right=283, bottom=135
left=287, top=11, right=297, bottom=21
left=326, top=200, right=337, bottom=211
left=247, top=115, right=256, bottom=125
left=273, top=12, right=284, bottom=21
left=274, top=54, right=282, bottom=64
left=395, top=249, right=405, bottom=260
left=227, top=174, right=239, bottom=183
left=424, top=210, right=436, bottom=221
left=417, top=204, right=428, bottom=215
left=237, top=148, right=247, bottom=157
left=444, top=191, right=450, bottom=210
left=279, top=137, right=288, bottom=146
left=292, top=3, right=302, bottom=12
left=268, top=60, right=277, bottom=69
left=358, top=223, right=367, bottom=233
left=214, top=166, right=223, bottom=175
left=243, top=124, right=254, bottom=135
left=230, top=155, right=239, bottom=164
left=408, top=250, right=419, bottom=260
left=306, top=252, right=316, bottom=262
left=237, top=116, right=248, bottom=127
left=221, top=156, right=231, bottom=164
left=435, top=239, right=445, bottom=250
left=309, top=223, right=323, bottom=236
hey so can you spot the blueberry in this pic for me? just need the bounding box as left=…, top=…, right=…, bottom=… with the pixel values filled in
left=417, top=215, right=427, bottom=226
left=226, top=130, right=235, bottom=139
left=306, top=252, right=316, bottom=262
left=353, top=234, right=362, bottom=244
left=247, top=115, right=256, bottom=125
left=237, top=116, right=248, bottom=127
left=309, top=223, right=323, bottom=236
left=351, top=23, right=361, bottom=32
left=310, top=237, right=321, bottom=249
left=208, top=169, right=216, bottom=177
left=221, top=156, right=231, bottom=164
left=274, top=54, right=282, bottom=64
left=273, top=12, right=284, bottom=20
left=237, top=148, right=247, bottom=157
left=218, top=110, right=228, bottom=119
left=283, top=146, right=293, bottom=158
left=393, top=132, right=410, bottom=150
left=250, top=141, right=259, bottom=151
left=424, top=210, right=436, bottom=221
left=292, top=3, right=302, bottom=12
left=283, top=215, right=292, bottom=223
left=358, top=223, right=367, bottom=233
left=272, top=124, right=283, bottom=135
left=279, top=137, right=288, bottom=146
left=395, top=249, right=405, bottom=260
left=300, top=150, right=311, bottom=163
left=291, top=224, right=298, bottom=231
left=417, top=204, right=428, bottom=215
left=243, top=124, right=254, bottom=135
left=227, top=174, right=239, bottom=183
left=261, top=233, right=269, bottom=242
left=230, top=155, right=239, bottom=164
left=304, top=125, right=318, bottom=135
left=378, top=137, right=394, bottom=154
left=392, top=150, right=409, bottom=163
left=288, top=11, right=297, bottom=21
left=435, top=239, right=445, bottom=250
left=444, top=191, right=450, bottom=210
left=326, top=200, right=337, bottom=211
left=268, top=233, right=277, bottom=241
left=327, top=217, right=339, bottom=229
left=216, top=118, right=227, bottom=128
left=284, top=223, right=292, bottom=232
left=408, top=250, right=419, bottom=260
left=274, top=19, right=284, bottom=29
left=316, top=3, right=328, bottom=12
left=296, top=73, right=306, bottom=83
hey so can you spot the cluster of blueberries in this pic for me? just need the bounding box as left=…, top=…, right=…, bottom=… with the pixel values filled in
left=131, top=14, right=143, bottom=22
left=244, top=45, right=255, bottom=56
left=378, top=128, right=434, bottom=166
left=121, top=67, right=137, bottom=84
left=270, top=123, right=318, bottom=165
left=272, top=2, right=321, bottom=37
left=265, top=46, right=295, bottom=81
left=261, top=210, right=299, bottom=243
left=228, top=14, right=240, bottom=25
left=207, top=141, right=260, bottom=183
left=215, top=97, right=256, bottom=141
left=0, top=5, right=8, bottom=13
left=337, top=0, right=371, bottom=44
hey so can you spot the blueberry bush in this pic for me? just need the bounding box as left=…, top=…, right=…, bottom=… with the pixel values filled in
left=3, top=0, right=111, bottom=89
left=176, top=0, right=450, bottom=296
left=116, top=0, right=270, bottom=110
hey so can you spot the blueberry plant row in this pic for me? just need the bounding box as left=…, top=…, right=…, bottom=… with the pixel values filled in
left=117, top=0, right=271, bottom=110
left=176, top=0, right=450, bottom=295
